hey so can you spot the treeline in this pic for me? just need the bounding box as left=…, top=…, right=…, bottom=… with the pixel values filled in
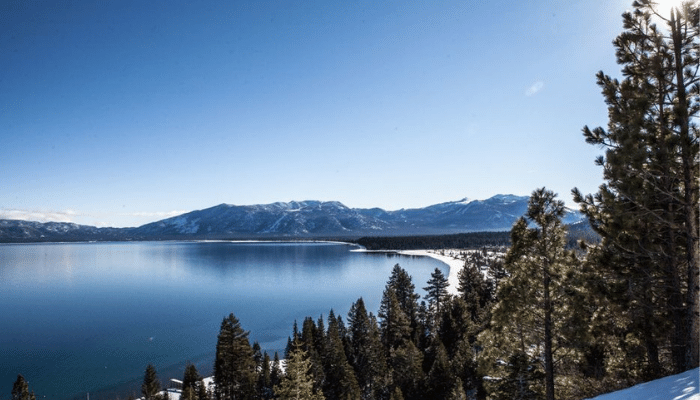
left=354, top=223, right=598, bottom=252
left=354, top=231, right=511, bottom=251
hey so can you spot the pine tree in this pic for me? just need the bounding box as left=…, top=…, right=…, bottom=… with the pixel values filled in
left=438, top=297, right=482, bottom=397
left=380, top=264, right=422, bottom=346
left=490, top=352, right=544, bottom=400
left=300, top=317, right=326, bottom=392
left=482, top=188, right=579, bottom=400
left=573, top=0, right=699, bottom=374
left=379, top=288, right=412, bottom=352
left=214, top=313, right=257, bottom=400
left=387, top=340, right=424, bottom=400
left=423, top=268, right=449, bottom=318
left=271, top=352, right=283, bottom=392
left=425, top=339, right=454, bottom=399
left=181, top=364, right=202, bottom=400
left=324, top=310, right=361, bottom=400
left=141, top=365, right=161, bottom=400
left=275, top=343, right=325, bottom=400
left=347, top=298, right=388, bottom=399
left=384, top=265, right=420, bottom=321
left=456, top=260, right=492, bottom=335
left=258, top=352, right=273, bottom=400
left=11, top=375, right=36, bottom=400
left=487, top=256, right=507, bottom=301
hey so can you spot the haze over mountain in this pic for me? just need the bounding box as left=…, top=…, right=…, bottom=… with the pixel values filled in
left=0, top=195, right=584, bottom=242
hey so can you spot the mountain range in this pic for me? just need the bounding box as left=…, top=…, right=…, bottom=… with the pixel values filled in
left=0, top=195, right=585, bottom=242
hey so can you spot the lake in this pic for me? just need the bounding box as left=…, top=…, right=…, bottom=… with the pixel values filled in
left=0, top=241, right=446, bottom=399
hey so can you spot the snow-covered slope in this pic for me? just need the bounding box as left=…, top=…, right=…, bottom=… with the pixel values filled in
left=588, top=368, right=699, bottom=400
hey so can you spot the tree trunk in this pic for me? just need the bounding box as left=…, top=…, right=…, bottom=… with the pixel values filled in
left=671, top=10, right=700, bottom=370
left=543, top=263, right=555, bottom=400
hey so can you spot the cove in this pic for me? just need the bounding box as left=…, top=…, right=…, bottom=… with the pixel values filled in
left=0, top=241, right=447, bottom=400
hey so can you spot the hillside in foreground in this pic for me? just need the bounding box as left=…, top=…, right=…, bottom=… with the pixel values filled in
left=588, top=367, right=698, bottom=400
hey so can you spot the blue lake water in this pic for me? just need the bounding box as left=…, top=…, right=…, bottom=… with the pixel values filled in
left=0, top=241, right=446, bottom=400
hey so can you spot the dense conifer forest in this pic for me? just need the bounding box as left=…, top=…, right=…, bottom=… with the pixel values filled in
left=353, top=222, right=599, bottom=252
left=7, top=1, right=698, bottom=399
left=354, top=232, right=512, bottom=251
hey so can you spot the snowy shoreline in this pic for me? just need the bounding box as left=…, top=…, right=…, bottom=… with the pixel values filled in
left=351, top=248, right=464, bottom=295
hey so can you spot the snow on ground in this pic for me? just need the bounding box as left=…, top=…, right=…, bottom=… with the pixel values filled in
left=395, top=250, right=464, bottom=295
left=587, top=368, right=699, bottom=400
left=152, top=366, right=699, bottom=400
left=351, top=247, right=466, bottom=295
left=148, top=376, right=215, bottom=400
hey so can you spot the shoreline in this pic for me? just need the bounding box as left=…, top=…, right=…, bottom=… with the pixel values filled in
left=352, top=248, right=463, bottom=295
left=393, top=250, right=464, bottom=296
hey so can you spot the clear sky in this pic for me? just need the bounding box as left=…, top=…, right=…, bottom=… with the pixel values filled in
left=2, top=0, right=641, bottom=228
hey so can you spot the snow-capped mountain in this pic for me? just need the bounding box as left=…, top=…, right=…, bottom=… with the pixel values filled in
left=131, top=200, right=393, bottom=238
left=0, top=195, right=586, bottom=242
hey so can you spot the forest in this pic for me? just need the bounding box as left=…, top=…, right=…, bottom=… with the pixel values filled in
left=9, top=1, right=699, bottom=399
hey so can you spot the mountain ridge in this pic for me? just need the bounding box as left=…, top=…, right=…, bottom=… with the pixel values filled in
left=0, top=195, right=585, bottom=242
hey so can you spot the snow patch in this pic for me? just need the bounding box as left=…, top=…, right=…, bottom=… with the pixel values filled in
left=587, top=368, right=699, bottom=400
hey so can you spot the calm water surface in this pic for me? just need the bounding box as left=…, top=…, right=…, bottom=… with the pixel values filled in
left=0, top=241, right=446, bottom=399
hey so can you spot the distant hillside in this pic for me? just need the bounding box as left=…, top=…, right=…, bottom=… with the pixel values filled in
left=0, top=195, right=587, bottom=242
left=0, top=220, right=127, bottom=243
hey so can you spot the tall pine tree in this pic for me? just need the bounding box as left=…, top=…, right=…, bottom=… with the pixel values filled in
left=423, top=268, right=450, bottom=332
left=573, top=0, right=699, bottom=375
left=214, top=313, right=257, bottom=400
left=347, top=298, right=388, bottom=399
left=481, top=188, right=580, bottom=400
left=141, top=364, right=161, bottom=400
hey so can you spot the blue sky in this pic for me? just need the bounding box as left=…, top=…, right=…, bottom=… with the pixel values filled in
left=2, top=0, right=638, bottom=227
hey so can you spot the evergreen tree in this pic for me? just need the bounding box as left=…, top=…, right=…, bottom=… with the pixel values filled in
left=347, top=298, right=388, bottom=399
left=380, top=264, right=422, bottom=346
left=438, top=297, right=482, bottom=397
left=423, top=268, right=449, bottom=323
left=384, top=264, right=420, bottom=322
left=486, top=256, right=507, bottom=301
left=573, top=0, right=699, bottom=375
left=490, top=352, right=544, bottom=400
left=481, top=189, right=580, bottom=400
left=253, top=342, right=263, bottom=371
left=275, top=343, right=325, bottom=400
left=214, top=313, right=257, bottom=400
left=456, top=260, right=491, bottom=325
left=324, top=310, right=361, bottom=400
left=258, top=352, right=273, bottom=400
left=387, top=340, right=424, bottom=400
left=198, top=379, right=211, bottom=400
left=378, top=288, right=412, bottom=352
left=11, top=375, right=35, bottom=400
left=300, top=316, right=326, bottom=392
left=141, top=365, right=161, bottom=400
left=271, top=352, right=283, bottom=392
left=425, top=339, right=454, bottom=399
left=181, top=364, right=202, bottom=400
